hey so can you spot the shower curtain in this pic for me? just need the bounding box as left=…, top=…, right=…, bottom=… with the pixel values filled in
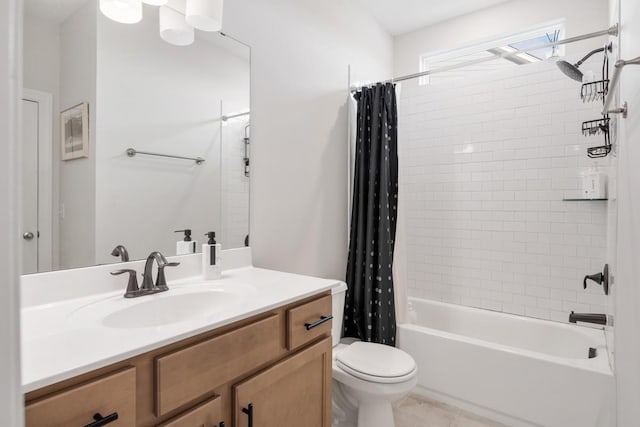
left=344, top=82, right=399, bottom=346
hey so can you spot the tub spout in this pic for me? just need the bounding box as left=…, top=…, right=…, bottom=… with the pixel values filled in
left=569, top=311, right=607, bottom=325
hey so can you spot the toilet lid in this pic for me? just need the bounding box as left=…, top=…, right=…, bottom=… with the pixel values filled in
left=336, top=342, right=416, bottom=383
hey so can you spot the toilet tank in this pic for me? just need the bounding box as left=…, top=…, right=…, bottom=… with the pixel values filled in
left=331, top=282, right=347, bottom=347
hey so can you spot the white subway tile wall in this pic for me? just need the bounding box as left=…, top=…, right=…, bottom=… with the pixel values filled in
left=221, top=119, right=250, bottom=249
left=398, top=56, right=610, bottom=322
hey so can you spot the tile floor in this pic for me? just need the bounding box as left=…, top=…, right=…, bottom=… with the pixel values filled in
left=393, top=395, right=507, bottom=427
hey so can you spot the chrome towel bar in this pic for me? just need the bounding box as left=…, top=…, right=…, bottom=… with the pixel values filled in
left=126, top=148, right=205, bottom=165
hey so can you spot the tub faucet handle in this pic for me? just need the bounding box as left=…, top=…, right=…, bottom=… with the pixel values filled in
left=583, top=264, right=609, bottom=295
left=583, top=273, right=602, bottom=289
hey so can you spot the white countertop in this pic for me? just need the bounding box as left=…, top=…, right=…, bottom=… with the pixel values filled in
left=21, top=266, right=341, bottom=393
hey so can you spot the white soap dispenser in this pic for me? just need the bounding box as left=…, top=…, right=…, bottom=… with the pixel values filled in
left=581, top=163, right=607, bottom=199
left=175, top=229, right=197, bottom=255
left=202, top=231, right=222, bottom=280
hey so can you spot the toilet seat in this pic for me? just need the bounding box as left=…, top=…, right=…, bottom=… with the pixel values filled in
left=335, top=341, right=417, bottom=384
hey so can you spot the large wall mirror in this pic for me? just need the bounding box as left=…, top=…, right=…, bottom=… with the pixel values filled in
left=22, top=0, right=250, bottom=274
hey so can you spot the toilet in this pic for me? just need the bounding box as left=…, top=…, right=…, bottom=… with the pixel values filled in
left=331, top=283, right=418, bottom=427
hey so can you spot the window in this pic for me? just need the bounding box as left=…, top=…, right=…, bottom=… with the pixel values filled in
left=419, top=20, right=565, bottom=85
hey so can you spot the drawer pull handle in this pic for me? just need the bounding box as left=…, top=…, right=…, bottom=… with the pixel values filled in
left=305, top=315, right=333, bottom=330
left=84, top=412, right=118, bottom=427
left=218, top=422, right=225, bottom=427
left=242, top=403, right=253, bottom=427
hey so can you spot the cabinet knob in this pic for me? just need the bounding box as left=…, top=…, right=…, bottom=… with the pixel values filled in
left=84, top=412, right=118, bottom=427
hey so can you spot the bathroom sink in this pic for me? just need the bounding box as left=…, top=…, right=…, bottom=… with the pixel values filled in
left=67, top=284, right=254, bottom=329
left=102, top=291, right=239, bottom=328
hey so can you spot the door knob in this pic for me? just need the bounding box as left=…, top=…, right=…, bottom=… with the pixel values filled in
left=23, top=231, right=34, bottom=241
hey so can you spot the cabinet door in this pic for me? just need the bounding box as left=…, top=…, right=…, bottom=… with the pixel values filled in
left=156, top=314, right=282, bottom=416
left=156, top=396, right=223, bottom=427
left=234, top=337, right=331, bottom=427
left=25, top=367, right=136, bottom=427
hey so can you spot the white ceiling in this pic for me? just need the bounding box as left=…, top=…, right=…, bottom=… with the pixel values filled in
left=357, top=0, right=513, bottom=36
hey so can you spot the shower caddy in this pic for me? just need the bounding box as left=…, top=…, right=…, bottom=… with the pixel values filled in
left=580, top=43, right=612, bottom=158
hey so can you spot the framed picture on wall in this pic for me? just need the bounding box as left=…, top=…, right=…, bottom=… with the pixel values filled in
left=60, top=102, right=89, bottom=160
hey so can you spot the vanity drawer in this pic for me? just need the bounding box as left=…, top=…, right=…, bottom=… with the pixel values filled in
left=156, top=395, right=222, bottom=427
left=155, top=313, right=282, bottom=416
left=287, top=294, right=332, bottom=351
left=25, top=367, right=136, bottom=427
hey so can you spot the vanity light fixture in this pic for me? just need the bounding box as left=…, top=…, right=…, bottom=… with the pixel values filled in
left=185, top=0, right=224, bottom=32
left=100, top=0, right=224, bottom=46
left=99, top=0, right=143, bottom=24
left=160, top=5, right=195, bottom=46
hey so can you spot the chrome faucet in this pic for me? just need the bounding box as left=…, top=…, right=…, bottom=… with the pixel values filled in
left=141, top=251, right=179, bottom=292
left=111, top=245, right=130, bottom=262
left=111, top=251, right=179, bottom=298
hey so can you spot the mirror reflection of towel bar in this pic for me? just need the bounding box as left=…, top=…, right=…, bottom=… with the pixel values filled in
left=126, top=148, right=205, bottom=165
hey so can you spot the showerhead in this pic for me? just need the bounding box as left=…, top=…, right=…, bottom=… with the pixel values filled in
left=556, top=44, right=612, bottom=82
left=556, top=60, right=584, bottom=82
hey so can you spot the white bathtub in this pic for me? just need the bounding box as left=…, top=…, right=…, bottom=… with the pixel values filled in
left=398, top=297, right=614, bottom=427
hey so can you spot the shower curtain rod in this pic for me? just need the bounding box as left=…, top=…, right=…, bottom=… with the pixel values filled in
left=351, top=24, right=619, bottom=92
left=222, top=111, right=250, bottom=121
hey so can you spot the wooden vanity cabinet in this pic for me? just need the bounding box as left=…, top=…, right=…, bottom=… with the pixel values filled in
left=156, top=396, right=222, bottom=427
left=234, top=337, right=332, bottom=427
left=25, top=367, right=137, bottom=427
left=24, top=291, right=333, bottom=427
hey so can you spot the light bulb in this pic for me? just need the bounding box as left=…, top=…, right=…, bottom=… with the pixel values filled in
left=185, top=0, right=223, bottom=32
left=159, top=6, right=195, bottom=46
left=99, top=0, right=143, bottom=24
left=142, top=0, right=168, bottom=5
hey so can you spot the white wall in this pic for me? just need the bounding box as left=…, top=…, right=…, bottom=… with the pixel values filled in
left=0, top=0, right=23, bottom=423
left=614, top=0, right=640, bottom=423
left=22, top=13, right=59, bottom=99
left=58, top=1, right=97, bottom=269
left=94, top=7, right=250, bottom=263
left=22, top=12, right=61, bottom=270
left=394, top=0, right=610, bottom=87
left=223, top=0, right=393, bottom=279
left=399, top=55, right=609, bottom=320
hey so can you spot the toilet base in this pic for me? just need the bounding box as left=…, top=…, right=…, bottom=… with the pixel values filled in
left=332, top=378, right=408, bottom=427
left=357, top=401, right=395, bottom=427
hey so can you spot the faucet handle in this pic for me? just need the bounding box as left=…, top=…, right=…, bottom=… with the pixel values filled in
left=156, top=262, right=180, bottom=291
left=583, top=264, right=609, bottom=295
left=110, top=268, right=136, bottom=276
left=111, top=269, right=141, bottom=298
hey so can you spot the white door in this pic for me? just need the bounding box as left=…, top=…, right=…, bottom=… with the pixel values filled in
left=20, top=89, right=53, bottom=274
left=21, top=99, right=39, bottom=274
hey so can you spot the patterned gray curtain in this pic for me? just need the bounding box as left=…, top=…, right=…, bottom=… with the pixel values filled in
left=344, top=82, right=398, bottom=346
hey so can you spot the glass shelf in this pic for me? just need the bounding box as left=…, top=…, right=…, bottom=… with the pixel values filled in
left=562, top=198, right=608, bottom=201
